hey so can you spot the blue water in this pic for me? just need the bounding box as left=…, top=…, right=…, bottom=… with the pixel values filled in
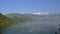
left=2, top=22, right=59, bottom=34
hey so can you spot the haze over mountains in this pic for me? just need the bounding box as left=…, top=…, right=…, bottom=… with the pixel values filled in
left=5, top=12, right=60, bottom=22
left=6, top=13, right=32, bottom=22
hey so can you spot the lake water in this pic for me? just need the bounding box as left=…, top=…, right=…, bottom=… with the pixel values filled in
left=2, top=21, right=59, bottom=34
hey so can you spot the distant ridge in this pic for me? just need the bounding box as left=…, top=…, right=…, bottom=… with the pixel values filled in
left=6, top=13, right=32, bottom=22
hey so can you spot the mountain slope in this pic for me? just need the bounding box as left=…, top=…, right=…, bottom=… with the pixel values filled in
left=0, top=13, right=16, bottom=34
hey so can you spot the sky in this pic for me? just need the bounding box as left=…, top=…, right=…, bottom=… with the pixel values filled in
left=0, top=0, right=60, bottom=14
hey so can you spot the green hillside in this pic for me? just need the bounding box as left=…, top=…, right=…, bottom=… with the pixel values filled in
left=0, top=13, right=16, bottom=34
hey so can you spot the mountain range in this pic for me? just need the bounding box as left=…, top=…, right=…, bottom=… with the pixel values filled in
left=6, top=13, right=60, bottom=22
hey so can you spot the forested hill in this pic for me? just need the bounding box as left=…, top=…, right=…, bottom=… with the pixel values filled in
left=0, top=13, right=16, bottom=34
left=0, top=13, right=16, bottom=25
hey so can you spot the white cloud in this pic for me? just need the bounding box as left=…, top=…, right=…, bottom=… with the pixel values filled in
left=32, top=12, right=40, bottom=15
left=32, top=12, right=49, bottom=15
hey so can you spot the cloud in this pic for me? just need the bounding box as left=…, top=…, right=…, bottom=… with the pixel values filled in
left=32, top=12, right=49, bottom=15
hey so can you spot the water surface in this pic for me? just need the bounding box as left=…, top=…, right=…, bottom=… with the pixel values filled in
left=3, top=21, right=59, bottom=34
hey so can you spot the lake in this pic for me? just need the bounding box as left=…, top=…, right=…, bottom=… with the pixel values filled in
left=2, top=21, right=59, bottom=34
